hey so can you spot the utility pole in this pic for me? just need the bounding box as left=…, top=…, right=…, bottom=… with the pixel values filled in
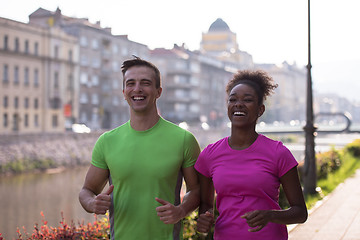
left=303, top=0, right=317, bottom=195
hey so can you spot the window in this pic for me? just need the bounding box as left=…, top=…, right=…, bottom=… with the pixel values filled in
left=113, top=96, right=119, bottom=106
left=14, top=97, right=19, bottom=109
left=68, top=74, right=73, bottom=90
left=121, top=48, right=128, bottom=56
left=14, top=66, right=19, bottom=85
left=3, top=96, right=8, bottom=108
left=91, top=94, right=99, bottom=104
left=52, top=115, right=58, bottom=128
left=80, top=111, right=87, bottom=123
left=92, top=75, right=99, bottom=86
left=80, top=56, right=88, bottom=66
left=24, top=67, right=29, bottom=86
left=4, top=35, right=8, bottom=50
left=80, top=72, right=88, bottom=84
left=92, top=58, right=100, bottom=68
left=68, top=50, right=73, bottom=62
left=80, top=93, right=88, bottom=104
left=92, top=39, right=99, bottom=49
left=24, top=97, right=29, bottom=109
left=34, top=69, right=39, bottom=87
left=24, top=114, right=29, bottom=127
left=54, top=45, right=59, bottom=58
left=34, top=114, right=39, bottom=127
left=34, top=42, right=39, bottom=55
left=54, top=72, right=59, bottom=89
left=3, top=114, right=8, bottom=127
left=25, top=40, right=29, bottom=54
left=80, top=36, right=88, bottom=47
left=15, top=38, right=19, bottom=52
left=113, top=78, right=119, bottom=89
left=3, top=65, right=9, bottom=83
left=175, top=103, right=187, bottom=112
left=112, top=61, right=119, bottom=72
left=34, top=98, right=39, bottom=109
left=113, top=44, right=118, bottom=54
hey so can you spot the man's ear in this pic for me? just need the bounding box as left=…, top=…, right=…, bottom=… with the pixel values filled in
left=156, top=87, right=162, bottom=99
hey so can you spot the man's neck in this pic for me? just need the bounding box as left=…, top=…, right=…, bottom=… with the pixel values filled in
left=129, top=111, right=160, bottom=131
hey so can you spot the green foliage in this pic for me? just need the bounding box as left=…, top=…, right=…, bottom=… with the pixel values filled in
left=316, top=148, right=342, bottom=179
left=344, top=139, right=360, bottom=157
left=0, top=158, right=58, bottom=175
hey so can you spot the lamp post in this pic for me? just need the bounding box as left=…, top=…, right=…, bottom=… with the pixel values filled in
left=303, top=0, right=317, bottom=195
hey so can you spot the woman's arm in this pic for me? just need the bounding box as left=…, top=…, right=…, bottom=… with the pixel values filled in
left=197, top=172, right=215, bottom=233
left=242, top=166, right=308, bottom=232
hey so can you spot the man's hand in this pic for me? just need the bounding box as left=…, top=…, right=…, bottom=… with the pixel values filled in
left=197, top=210, right=214, bottom=233
left=92, top=185, right=114, bottom=215
left=155, top=197, right=185, bottom=224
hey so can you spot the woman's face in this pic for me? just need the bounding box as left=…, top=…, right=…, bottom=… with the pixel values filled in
left=227, top=83, right=264, bottom=128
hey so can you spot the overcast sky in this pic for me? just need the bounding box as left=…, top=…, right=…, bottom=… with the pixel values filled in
left=1, top=0, right=359, bottom=101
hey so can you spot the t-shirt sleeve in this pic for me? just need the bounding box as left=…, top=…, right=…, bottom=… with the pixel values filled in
left=194, top=146, right=211, bottom=178
left=91, top=133, right=109, bottom=169
left=277, top=142, right=298, bottom=177
left=182, top=131, right=201, bottom=168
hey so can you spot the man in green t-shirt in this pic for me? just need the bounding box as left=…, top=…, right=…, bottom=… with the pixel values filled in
left=79, top=57, right=201, bottom=240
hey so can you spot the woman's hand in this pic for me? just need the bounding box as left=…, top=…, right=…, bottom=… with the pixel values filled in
left=241, top=209, right=271, bottom=232
left=197, top=210, right=214, bottom=233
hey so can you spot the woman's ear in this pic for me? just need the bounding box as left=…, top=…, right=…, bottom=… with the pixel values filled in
left=258, top=104, right=265, bottom=117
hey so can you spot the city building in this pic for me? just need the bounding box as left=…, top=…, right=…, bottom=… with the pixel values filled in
left=200, top=18, right=253, bottom=69
left=150, top=44, right=234, bottom=126
left=0, top=16, right=78, bottom=134
left=28, top=7, right=149, bottom=130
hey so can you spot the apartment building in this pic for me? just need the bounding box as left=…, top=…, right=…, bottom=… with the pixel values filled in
left=28, top=7, right=150, bottom=130
left=150, top=45, right=233, bottom=126
left=0, top=16, right=78, bottom=134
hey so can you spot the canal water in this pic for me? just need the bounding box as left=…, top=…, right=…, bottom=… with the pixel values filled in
left=0, top=166, right=99, bottom=240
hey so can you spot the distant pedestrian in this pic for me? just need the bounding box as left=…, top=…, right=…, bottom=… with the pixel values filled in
left=196, top=69, right=308, bottom=239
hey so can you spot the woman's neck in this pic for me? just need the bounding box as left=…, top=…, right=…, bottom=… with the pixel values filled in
left=229, top=128, right=258, bottom=150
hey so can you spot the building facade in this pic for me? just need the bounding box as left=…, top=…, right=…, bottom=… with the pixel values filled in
left=0, top=16, right=78, bottom=134
left=29, top=7, right=150, bottom=130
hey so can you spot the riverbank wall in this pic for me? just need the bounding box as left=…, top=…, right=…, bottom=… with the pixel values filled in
left=0, top=127, right=229, bottom=175
left=0, top=132, right=103, bottom=174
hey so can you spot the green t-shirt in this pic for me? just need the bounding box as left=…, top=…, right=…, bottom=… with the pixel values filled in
left=91, top=117, right=200, bottom=240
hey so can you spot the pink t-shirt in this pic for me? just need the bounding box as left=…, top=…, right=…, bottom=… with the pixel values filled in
left=195, top=134, right=298, bottom=240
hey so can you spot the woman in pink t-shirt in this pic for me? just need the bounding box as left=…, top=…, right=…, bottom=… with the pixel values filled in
left=195, top=70, right=307, bottom=239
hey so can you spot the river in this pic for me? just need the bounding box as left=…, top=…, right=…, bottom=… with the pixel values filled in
left=0, top=166, right=98, bottom=240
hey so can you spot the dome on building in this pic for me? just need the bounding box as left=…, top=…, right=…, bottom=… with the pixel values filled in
left=208, top=18, right=230, bottom=32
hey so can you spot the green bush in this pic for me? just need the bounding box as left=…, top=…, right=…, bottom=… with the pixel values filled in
left=344, top=139, right=360, bottom=157
left=316, top=149, right=342, bottom=179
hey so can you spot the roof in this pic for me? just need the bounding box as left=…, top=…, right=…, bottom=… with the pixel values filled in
left=209, top=18, right=230, bottom=32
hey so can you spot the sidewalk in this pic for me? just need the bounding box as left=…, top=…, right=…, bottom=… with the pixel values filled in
left=288, top=168, right=360, bottom=240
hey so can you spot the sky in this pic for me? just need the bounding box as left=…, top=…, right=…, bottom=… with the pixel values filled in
left=1, top=0, right=359, bottom=102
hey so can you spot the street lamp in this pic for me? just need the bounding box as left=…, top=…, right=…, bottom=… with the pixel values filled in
left=303, top=0, right=317, bottom=195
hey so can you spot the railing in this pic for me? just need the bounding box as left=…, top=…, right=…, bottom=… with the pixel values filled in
left=257, top=112, right=360, bottom=134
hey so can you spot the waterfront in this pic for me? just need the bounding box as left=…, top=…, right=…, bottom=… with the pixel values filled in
left=0, top=166, right=97, bottom=240
left=0, top=131, right=359, bottom=239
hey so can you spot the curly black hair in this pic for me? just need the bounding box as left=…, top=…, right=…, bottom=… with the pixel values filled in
left=225, top=70, right=278, bottom=105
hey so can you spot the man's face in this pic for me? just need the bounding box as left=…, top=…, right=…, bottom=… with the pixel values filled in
left=123, top=66, right=162, bottom=114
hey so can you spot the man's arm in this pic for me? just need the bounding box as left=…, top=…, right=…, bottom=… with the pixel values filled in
left=79, top=164, right=113, bottom=215
left=155, top=166, right=200, bottom=224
